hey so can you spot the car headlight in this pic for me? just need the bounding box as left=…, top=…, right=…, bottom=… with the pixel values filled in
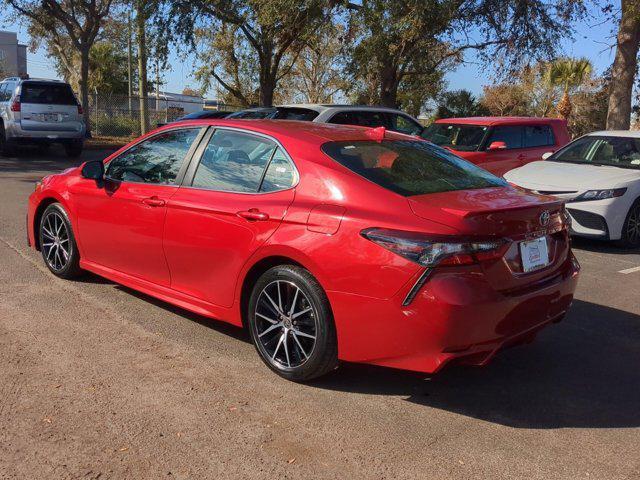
left=574, top=188, right=627, bottom=201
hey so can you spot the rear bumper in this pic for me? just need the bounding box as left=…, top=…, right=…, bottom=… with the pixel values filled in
left=329, top=253, right=580, bottom=374
left=6, top=120, right=85, bottom=142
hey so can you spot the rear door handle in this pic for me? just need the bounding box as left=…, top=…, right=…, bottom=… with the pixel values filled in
left=237, top=209, right=269, bottom=221
left=517, top=153, right=526, bottom=161
left=142, top=196, right=165, bottom=207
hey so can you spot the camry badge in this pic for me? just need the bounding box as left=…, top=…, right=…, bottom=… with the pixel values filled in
left=539, top=211, right=551, bottom=226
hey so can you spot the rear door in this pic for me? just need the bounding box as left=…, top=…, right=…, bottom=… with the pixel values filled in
left=163, top=128, right=297, bottom=308
left=522, top=124, right=556, bottom=163
left=18, top=81, right=81, bottom=132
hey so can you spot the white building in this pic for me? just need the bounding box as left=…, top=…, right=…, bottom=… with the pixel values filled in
left=0, top=31, right=27, bottom=77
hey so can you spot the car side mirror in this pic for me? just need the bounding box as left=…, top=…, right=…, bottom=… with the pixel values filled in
left=488, top=141, right=507, bottom=151
left=81, top=160, right=104, bottom=180
left=541, top=151, right=554, bottom=160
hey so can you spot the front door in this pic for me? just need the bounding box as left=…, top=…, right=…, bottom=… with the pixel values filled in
left=73, top=127, right=204, bottom=286
left=481, top=125, right=526, bottom=175
left=163, top=128, right=298, bottom=307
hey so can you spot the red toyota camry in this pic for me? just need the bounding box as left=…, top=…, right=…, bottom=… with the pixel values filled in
left=27, top=120, right=580, bottom=381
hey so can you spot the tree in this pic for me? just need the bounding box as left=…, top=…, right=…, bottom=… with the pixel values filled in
left=434, top=90, right=488, bottom=119
left=346, top=0, right=585, bottom=109
left=480, top=84, right=530, bottom=116
left=606, top=0, right=640, bottom=129
left=548, top=57, right=592, bottom=120
left=135, top=0, right=150, bottom=134
left=6, top=0, right=115, bottom=134
left=168, top=0, right=337, bottom=106
left=281, top=23, right=350, bottom=104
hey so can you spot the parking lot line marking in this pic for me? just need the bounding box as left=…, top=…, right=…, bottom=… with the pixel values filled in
left=619, top=266, right=640, bottom=274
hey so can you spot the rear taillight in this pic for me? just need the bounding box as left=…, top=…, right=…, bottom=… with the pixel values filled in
left=361, top=228, right=507, bottom=267
left=77, top=105, right=83, bottom=115
left=10, top=97, right=20, bottom=112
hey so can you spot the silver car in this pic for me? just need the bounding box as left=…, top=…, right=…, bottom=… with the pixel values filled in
left=0, top=76, right=85, bottom=157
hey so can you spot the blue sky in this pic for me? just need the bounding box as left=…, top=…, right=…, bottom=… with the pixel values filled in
left=1, top=2, right=617, bottom=99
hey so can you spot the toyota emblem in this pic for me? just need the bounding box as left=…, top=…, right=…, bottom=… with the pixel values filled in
left=539, top=211, right=550, bottom=226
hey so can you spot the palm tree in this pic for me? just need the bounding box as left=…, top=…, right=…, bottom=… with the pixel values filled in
left=548, top=57, right=593, bottom=120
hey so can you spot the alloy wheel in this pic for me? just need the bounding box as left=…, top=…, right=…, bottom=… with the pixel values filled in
left=254, top=280, right=318, bottom=369
left=41, top=211, right=71, bottom=271
left=627, top=204, right=640, bottom=245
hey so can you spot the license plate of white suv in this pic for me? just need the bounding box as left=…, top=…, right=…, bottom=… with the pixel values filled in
left=519, top=236, right=550, bottom=272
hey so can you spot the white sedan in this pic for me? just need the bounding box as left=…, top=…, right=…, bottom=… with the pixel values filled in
left=504, top=130, right=640, bottom=247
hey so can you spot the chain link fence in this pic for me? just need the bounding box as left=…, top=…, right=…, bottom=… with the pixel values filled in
left=87, top=93, right=243, bottom=138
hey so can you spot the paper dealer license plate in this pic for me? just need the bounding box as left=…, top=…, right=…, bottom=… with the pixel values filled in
left=519, top=236, right=550, bottom=272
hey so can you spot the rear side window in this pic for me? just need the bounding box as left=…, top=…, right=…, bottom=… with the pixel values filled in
left=192, top=130, right=277, bottom=192
left=486, top=126, right=524, bottom=149
left=329, top=111, right=389, bottom=129
left=260, top=148, right=298, bottom=192
left=322, top=140, right=506, bottom=197
left=273, top=107, right=319, bottom=121
left=106, top=128, right=201, bottom=184
left=20, top=82, right=78, bottom=105
left=524, top=125, right=555, bottom=147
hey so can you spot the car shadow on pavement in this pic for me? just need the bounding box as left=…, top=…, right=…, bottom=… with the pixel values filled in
left=310, top=299, right=640, bottom=430
left=572, top=236, right=639, bottom=255
left=0, top=148, right=113, bottom=174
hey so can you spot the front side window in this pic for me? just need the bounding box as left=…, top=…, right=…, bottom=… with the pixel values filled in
left=550, top=136, right=640, bottom=169
left=486, top=126, right=524, bottom=149
left=420, top=123, right=488, bottom=151
left=322, top=139, right=506, bottom=197
left=106, top=128, right=201, bottom=184
left=524, top=125, right=555, bottom=148
left=192, top=129, right=280, bottom=192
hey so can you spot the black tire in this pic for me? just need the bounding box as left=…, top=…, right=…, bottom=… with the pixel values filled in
left=247, top=265, right=338, bottom=381
left=0, top=122, right=15, bottom=156
left=64, top=139, right=83, bottom=158
left=39, top=203, right=82, bottom=279
left=617, top=199, right=640, bottom=248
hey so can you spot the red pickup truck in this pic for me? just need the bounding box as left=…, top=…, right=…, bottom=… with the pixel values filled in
left=421, top=117, right=571, bottom=176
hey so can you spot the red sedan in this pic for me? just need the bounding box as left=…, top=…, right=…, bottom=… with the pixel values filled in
left=27, top=120, right=580, bottom=381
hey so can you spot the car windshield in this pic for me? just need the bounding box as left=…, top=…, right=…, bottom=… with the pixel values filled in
left=20, top=82, right=77, bottom=105
left=421, top=123, right=488, bottom=151
left=321, top=139, right=506, bottom=197
left=550, top=135, right=640, bottom=169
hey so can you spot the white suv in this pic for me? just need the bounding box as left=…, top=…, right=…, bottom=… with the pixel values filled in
left=227, top=104, right=424, bottom=135
left=0, top=76, right=86, bottom=157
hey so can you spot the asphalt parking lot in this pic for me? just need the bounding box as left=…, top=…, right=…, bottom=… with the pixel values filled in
left=1, top=147, right=639, bottom=479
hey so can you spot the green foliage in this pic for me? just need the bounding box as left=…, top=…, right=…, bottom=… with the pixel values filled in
left=89, top=41, right=129, bottom=94
left=434, top=90, right=489, bottom=119
left=548, top=57, right=593, bottom=93
left=94, top=114, right=140, bottom=137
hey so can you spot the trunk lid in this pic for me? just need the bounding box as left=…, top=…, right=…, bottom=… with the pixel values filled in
left=407, top=186, right=571, bottom=291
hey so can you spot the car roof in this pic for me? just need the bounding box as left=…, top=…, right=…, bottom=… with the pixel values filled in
left=585, top=130, right=640, bottom=138
left=434, top=116, right=565, bottom=126
left=279, top=103, right=414, bottom=115
left=165, top=118, right=414, bottom=145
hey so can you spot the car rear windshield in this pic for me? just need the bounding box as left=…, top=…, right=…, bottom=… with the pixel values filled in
left=550, top=135, right=640, bottom=169
left=20, top=82, right=78, bottom=105
left=421, top=123, right=488, bottom=151
left=321, top=139, right=506, bottom=197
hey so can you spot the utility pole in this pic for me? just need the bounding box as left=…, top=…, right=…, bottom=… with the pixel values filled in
left=155, top=58, right=160, bottom=111
left=136, top=0, right=149, bottom=134
left=127, top=11, right=133, bottom=114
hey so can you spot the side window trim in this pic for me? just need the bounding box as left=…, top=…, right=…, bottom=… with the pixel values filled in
left=182, top=126, right=300, bottom=195
left=104, top=126, right=207, bottom=186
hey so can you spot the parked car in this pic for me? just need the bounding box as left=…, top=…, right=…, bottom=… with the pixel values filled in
left=421, top=117, right=570, bottom=176
left=157, top=109, right=233, bottom=127
left=228, top=104, right=424, bottom=135
left=504, top=131, right=640, bottom=247
left=0, top=76, right=85, bottom=157
left=28, top=120, right=579, bottom=381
